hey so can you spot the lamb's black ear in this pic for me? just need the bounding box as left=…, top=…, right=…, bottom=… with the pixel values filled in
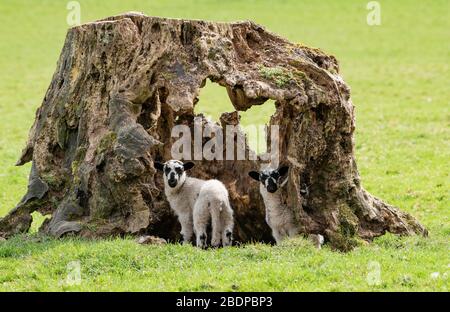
left=154, top=161, right=164, bottom=171
left=278, top=166, right=289, bottom=176
left=183, top=162, right=195, bottom=171
left=248, top=171, right=260, bottom=181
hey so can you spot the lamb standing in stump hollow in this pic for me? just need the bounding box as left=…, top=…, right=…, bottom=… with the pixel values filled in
left=249, top=166, right=297, bottom=244
left=249, top=166, right=324, bottom=247
left=154, top=160, right=234, bottom=248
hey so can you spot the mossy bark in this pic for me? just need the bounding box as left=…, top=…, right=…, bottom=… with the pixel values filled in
left=0, top=13, right=427, bottom=250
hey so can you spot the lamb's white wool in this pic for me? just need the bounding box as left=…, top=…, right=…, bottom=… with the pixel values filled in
left=249, top=166, right=324, bottom=248
left=155, top=160, right=233, bottom=248
left=193, top=180, right=234, bottom=248
left=259, top=179, right=299, bottom=244
left=249, top=166, right=299, bottom=244
left=309, top=233, right=325, bottom=249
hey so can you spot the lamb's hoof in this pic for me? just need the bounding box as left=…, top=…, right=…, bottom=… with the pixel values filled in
left=222, top=239, right=232, bottom=247
left=182, top=240, right=192, bottom=245
left=222, top=230, right=233, bottom=247
left=211, top=239, right=221, bottom=249
left=197, top=233, right=207, bottom=249
left=309, top=234, right=324, bottom=249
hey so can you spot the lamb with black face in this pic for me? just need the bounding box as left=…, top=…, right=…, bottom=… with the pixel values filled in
left=157, top=160, right=193, bottom=188
left=248, top=165, right=325, bottom=248
left=248, top=166, right=289, bottom=193
left=154, top=159, right=234, bottom=248
left=248, top=165, right=299, bottom=244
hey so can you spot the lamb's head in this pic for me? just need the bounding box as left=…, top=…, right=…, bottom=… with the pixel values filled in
left=154, top=160, right=195, bottom=189
left=248, top=166, right=289, bottom=193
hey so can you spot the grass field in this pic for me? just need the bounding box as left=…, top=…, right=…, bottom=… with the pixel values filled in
left=0, top=0, right=449, bottom=291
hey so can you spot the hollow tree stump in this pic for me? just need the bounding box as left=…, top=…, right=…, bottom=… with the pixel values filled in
left=0, top=12, right=427, bottom=250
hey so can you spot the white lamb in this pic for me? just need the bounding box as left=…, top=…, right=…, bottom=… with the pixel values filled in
left=154, top=160, right=234, bottom=248
left=249, top=165, right=324, bottom=248
left=193, top=180, right=234, bottom=248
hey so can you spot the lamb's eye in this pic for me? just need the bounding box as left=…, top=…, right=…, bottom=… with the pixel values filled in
left=175, top=167, right=183, bottom=174
left=261, top=174, right=268, bottom=181
left=164, top=167, right=171, bottom=174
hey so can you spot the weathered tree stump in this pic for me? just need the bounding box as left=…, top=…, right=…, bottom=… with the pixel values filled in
left=0, top=12, right=427, bottom=250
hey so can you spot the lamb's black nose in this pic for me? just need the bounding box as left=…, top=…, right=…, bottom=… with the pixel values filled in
left=168, top=179, right=177, bottom=187
left=267, top=184, right=277, bottom=193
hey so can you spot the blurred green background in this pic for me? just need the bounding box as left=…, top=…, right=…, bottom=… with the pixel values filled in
left=0, top=0, right=448, bottom=291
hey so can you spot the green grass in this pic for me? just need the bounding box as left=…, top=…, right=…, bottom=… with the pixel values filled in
left=0, top=0, right=449, bottom=291
left=0, top=234, right=448, bottom=291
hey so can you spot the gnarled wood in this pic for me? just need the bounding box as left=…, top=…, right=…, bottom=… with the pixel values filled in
left=0, top=13, right=427, bottom=250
